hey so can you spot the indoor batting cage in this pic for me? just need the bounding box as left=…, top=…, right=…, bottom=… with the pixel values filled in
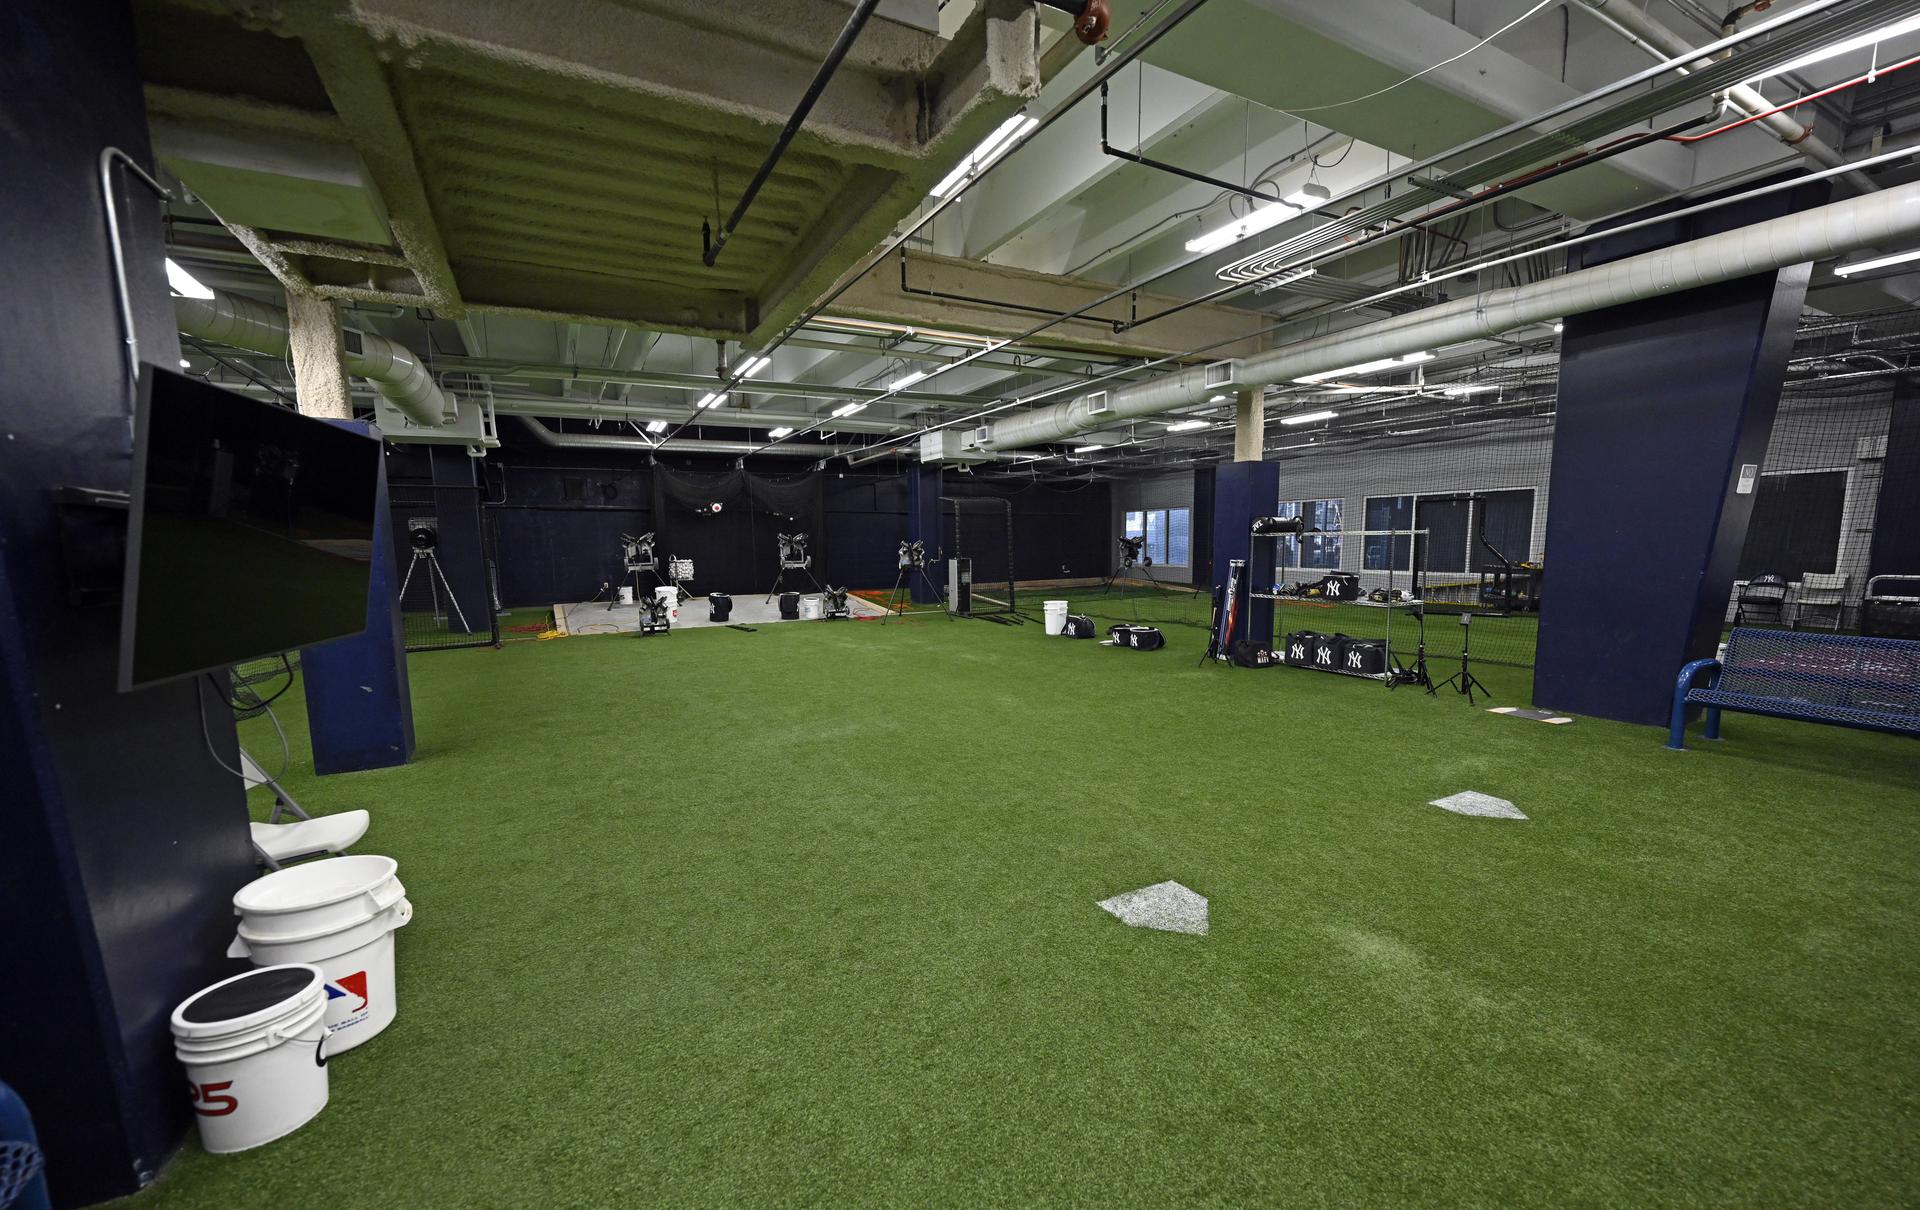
left=941, top=495, right=1019, bottom=622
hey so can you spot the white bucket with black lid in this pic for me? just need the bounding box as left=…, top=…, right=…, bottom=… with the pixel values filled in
left=171, top=964, right=329, bottom=1154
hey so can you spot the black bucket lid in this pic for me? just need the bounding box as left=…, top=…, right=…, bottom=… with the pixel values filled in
left=180, top=965, right=318, bottom=1025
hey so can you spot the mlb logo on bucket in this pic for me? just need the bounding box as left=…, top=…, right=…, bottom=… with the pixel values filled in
left=325, top=971, right=370, bottom=1029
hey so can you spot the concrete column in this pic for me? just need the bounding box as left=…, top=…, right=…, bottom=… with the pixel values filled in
left=287, top=292, right=354, bottom=419
left=1233, top=388, right=1263, bottom=462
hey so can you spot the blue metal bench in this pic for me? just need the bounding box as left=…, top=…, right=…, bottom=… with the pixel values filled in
left=1667, top=627, right=1920, bottom=750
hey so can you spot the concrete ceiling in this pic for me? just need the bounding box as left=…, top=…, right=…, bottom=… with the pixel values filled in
left=151, top=0, right=1920, bottom=472
left=136, top=0, right=1045, bottom=343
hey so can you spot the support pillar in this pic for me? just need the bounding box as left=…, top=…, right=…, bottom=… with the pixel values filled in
left=1534, top=181, right=1825, bottom=725
left=286, top=293, right=354, bottom=420
left=1211, top=461, right=1279, bottom=645
left=1233, top=388, right=1264, bottom=462
left=906, top=462, right=943, bottom=603
left=1867, top=378, right=1920, bottom=580
left=302, top=422, right=415, bottom=773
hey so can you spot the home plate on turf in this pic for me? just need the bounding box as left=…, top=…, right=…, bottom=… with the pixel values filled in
left=1489, top=706, right=1574, bottom=724
left=1429, top=791, right=1527, bottom=820
left=1097, top=881, right=1208, bottom=935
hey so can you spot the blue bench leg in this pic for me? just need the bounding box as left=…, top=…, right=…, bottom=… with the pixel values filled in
left=1704, top=707, right=1722, bottom=741
left=1666, top=700, right=1688, bottom=751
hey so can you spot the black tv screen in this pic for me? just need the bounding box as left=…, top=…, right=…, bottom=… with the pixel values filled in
left=119, top=367, right=381, bottom=691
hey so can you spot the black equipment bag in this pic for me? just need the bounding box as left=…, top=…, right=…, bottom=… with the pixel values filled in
left=1339, top=634, right=1388, bottom=676
left=1284, top=631, right=1322, bottom=667
left=1229, top=640, right=1277, bottom=668
left=1108, top=624, right=1165, bottom=651
left=708, top=593, right=733, bottom=622
left=1310, top=632, right=1346, bottom=670
left=1063, top=613, right=1096, bottom=638
left=1316, top=572, right=1361, bottom=601
left=779, top=592, right=800, bottom=619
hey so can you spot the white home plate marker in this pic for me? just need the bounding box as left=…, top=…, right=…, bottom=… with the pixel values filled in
left=1429, top=791, right=1528, bottom=820
left=1097, top=880, right=1208, bottom=935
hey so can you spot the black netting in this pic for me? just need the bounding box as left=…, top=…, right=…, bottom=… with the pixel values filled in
left=651, top=464, right=825, bottom=596
left=941, top=495, right=1017, bottom=617
left=388, top=482, right=501, bottom=652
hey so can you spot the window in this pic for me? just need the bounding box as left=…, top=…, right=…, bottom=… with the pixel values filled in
left=1127, top=507, right=1191, bottom=566
left=1145, top=510, right=1169, bottom=564
left=1364, top=495, right=1413, bottom=571
left=1278, top=498, right=1342, bottom=569
left=1166, top=507, right=1191, bottom=566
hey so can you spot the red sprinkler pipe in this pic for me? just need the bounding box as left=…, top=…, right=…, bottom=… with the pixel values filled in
left=1667, top=53, right=1920, bottom=144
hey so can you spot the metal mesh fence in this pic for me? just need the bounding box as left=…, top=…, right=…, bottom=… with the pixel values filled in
left=1240, top=307, right=1919, bottom=672
left=390, top=482, right=500, bottom=653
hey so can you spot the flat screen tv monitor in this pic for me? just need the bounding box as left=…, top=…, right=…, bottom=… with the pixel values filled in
left=119, top=366, right=381, bottom=691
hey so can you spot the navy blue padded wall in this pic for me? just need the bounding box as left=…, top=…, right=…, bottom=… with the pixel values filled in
left=0, top=1, right=258, bottom=1201
left=1868, top=379, right=1920, bottom=580
left=1211, top=462, right=1279, bottom=643
left=1534, top=182, right=1823, bottom=725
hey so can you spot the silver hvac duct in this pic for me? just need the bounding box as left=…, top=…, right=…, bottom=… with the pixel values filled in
left=515, top=416, right=847, bottom=456
left=1575, top=0, right=1876, bottom=195
left=174, top=290, right=456, bottom=427
left=489, top=397, right=908, bottom=434
left=985, top=178, right=1920, bottom=449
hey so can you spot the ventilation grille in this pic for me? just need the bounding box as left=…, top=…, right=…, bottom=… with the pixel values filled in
left=1204, top=361, right=1235, bottom=389
left=1084, top=390, right=1110, bottom=416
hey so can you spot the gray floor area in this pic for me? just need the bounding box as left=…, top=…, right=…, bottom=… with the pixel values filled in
left=554, top=593, right=887, bottom=635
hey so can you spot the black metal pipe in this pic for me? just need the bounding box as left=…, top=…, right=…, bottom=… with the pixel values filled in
left=1099, top=82, right=1282, bottom=204
left=1115, top=111, right=1713, bottom=334
left=897, top=249, right=1132, bottom=324
left=702, top=0, right=882, bottom=268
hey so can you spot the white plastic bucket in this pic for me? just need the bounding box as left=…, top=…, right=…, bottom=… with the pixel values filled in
left=1044, top=600, right=1069, bottom=636
left=233, top=855, right=403, bottom=943
left=172, top=964, right=329, bottom=1154
left=231, top=857, right=413, bottom=1053
left=799, top=595, right=823, bottom=620
left=654, top=585, right=680, bottom=623
left=617, top=586, right=634, bottom=605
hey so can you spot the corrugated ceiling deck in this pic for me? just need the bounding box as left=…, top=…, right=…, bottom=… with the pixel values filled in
left=391, top=59, right=870, bottom=302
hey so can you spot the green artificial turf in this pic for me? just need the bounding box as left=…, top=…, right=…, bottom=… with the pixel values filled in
left=126, top=593, right=1920, bottom=1207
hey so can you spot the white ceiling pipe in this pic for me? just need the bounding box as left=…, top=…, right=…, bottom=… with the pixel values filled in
left=515, top=416, right=848, bottom=456
left=1575, top=0, right=1877, bottom=195
left=984, top=178, right=1920, bottom=450
left=175, top=290, right=454, bottom=427
left=489, top=397, right=908, bottom=434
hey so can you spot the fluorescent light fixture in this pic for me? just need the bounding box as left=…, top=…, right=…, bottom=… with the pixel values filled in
left=1185, top=182, right=1333, bottom=255
left=767, top=426, right=794, bottom=439
left=178, top=358, right=192, bottom=368
left=832, top=402, right=867, bottom=417
left=892, top=370, right=927, bottom=390
left=165, top=258, right=214, bottom=300
left=1552, top=321, right=1564, bottom=333
left=1293, top=351, right=1432, bottom=384
left=1208, top=393, right=1230, bottom=403
left=930, top=113, right=1038, bottom=198
left=1072, top=444, right=1104, bottom=454
left=1165, top=420, right=1210, bottom=432
left=646, top=420, right=667, bottom=433
left=1834, top=246, right=1920, bottom=276
left=1280, top=409, right=1339, bottom=426
left=1743, top=14, right=1920, bottom=86
left=695, top=391, right=728, bottom=409
left=738, top=355, right=772, bottom=378
left=1440, top=383, right=1495, bottom=396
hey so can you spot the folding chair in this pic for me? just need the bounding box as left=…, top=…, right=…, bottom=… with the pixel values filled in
left=1792, top=573, right=1848, bottom=632
left=1733, top=574, right=1788, bottom=627
left=241, top=748, right=369, bottom=869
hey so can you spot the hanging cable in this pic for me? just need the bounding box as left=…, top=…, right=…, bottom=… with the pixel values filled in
left=1280, top=0, right=1558, bottom=113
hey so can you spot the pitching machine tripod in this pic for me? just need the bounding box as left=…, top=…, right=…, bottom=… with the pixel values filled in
left=1429, top=611, right=1491, bottom=704
left=399, top=517, right=472, bottom=631
left=609, top=532, right=662, bottom=610
left=882, top=540, right=946, bottom=624
left=765, top=532, right=823, bottom=603
left=1103, top=535, right=1154, bottom=593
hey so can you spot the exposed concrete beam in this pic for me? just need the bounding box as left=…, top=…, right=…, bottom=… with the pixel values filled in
left=287, top=293, right=355, bottom=419
left=824, top=250, right=1269, bottom=358
left=1232, top=387, right=1261, bottom=462
left=1110, top=0, right=1694, bottom=221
